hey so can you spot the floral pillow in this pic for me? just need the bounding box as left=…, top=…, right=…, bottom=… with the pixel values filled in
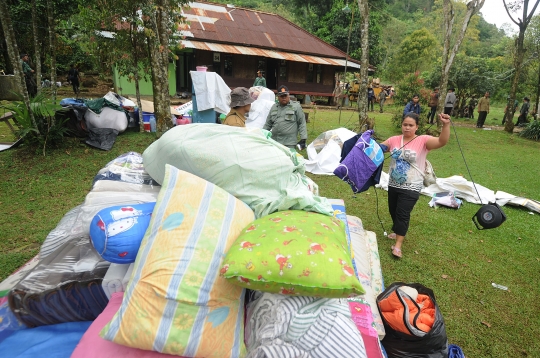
left=221, top=210, right=364, bottom=298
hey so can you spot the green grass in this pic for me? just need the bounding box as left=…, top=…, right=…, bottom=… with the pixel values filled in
left=1, top=103, right=539, bottom=357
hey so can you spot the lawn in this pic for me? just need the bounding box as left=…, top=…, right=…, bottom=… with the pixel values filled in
left=1, top=101, right=539, bottom=357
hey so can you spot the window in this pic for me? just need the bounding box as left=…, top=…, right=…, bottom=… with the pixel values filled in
left=258, top=59, right=266, bottom=72
left=224, top=55, right=233, bottom=76
left=307, top=63, right=314, bottom=83
left=316, top=65, right=322, bottom=84
left=279, top=60, right=287, bottom=80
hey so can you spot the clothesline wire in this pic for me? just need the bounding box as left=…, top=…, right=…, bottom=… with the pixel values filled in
left=448, top=117, right=484, bottom=205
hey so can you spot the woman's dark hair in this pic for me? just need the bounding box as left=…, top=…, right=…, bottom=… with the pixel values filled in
left=413, top=94, right=419, bottom=98
left=403, top=112, right=420, bottom=124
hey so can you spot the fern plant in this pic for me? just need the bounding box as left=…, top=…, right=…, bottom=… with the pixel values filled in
left=1, top=93, right=70, bottom=155
left=519, top=120, right=540, bottom=141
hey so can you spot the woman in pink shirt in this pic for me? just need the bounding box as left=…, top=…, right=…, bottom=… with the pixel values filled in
left=380, top=112, right=451, bottom=258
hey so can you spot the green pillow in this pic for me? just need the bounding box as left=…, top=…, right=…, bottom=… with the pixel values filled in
left=221, top=210, right=364, bottom=298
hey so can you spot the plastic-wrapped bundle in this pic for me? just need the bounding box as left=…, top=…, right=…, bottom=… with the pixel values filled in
left=92, top=152, right=159, bottom=186
left=142, top=124, right=333, bottom=218
left=40, top=152, right=160, bottom=259
left=8, top=238, right=110, bottom=327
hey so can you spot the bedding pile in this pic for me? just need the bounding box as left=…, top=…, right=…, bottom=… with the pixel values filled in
left=2, top=126, right=389, bottom=357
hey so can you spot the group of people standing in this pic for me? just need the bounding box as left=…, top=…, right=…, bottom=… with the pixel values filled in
left=18, top=53, right=81, bottom=96
left=222, top=83, right=307, bottom=151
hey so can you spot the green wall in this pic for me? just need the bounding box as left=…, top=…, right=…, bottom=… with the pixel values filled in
left=113, top=63, right=176, bottom=96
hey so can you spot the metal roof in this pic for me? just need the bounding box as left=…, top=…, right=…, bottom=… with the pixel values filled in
left=181, top=2, right=360, bottom=66
left=181, top=40, right=360, bottom=69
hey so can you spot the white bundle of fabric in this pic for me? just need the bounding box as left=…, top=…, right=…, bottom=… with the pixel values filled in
left=246, top=293, right=367, bottom=358
left=190, top=71, right=231, bottom=114
left=305, top=128, right=357, bottom=175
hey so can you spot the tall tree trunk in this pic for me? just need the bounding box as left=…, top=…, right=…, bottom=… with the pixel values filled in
left=438, top=0, right=484, bottom=123
left=0, top=0, right=36, bottom=129
left=535, top=61, right=540, bottom=120
left=504, top=30, right=526, bottom=132
left=31, top=0, right=42, bottom=93
left=46, top=0, right=57, bottom=104
left=145, top=0, right=172, bottom=137
left=0, top=25, right=13, bottom=74
left=503, top=0, right=540, bottom=132
left=357, top=0, right=369, bottom=129
left=130, top=17, right=145, bottom=133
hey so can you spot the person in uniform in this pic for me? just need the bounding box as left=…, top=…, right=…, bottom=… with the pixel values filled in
left=222, top=87, right=255, bottom=127
left=20, top=53, right=37, bottom=97
left=263, top=85, right=307, bottom=150
left=253, top=70, right=266, bottom=87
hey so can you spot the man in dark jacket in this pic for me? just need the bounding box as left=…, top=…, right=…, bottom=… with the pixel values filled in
left=403, top=94, right=421, bottom=118
left=516, top=97, right=530, bottom=126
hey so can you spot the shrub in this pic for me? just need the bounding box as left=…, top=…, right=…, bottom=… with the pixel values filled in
left=1, top=93, right=70, bottom=155
left=519, top=120, right=540, bottom=141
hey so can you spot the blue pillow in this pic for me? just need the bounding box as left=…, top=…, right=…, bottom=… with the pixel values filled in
left=90, top=202, right=156, bottom=263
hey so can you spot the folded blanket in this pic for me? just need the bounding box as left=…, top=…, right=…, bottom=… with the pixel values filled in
left=9, top=238, right=110, bottom=327
left=246, top=293, right=367, bottom=358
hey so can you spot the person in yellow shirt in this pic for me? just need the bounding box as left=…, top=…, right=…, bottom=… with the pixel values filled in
left=222, top=87, right=254, bottom=127
left=476, top=92, right=490, bottom=128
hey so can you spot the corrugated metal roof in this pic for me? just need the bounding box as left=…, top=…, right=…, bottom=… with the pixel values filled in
left=181, top=2, right=354, bottom=61
left=181, top=40, right=361, bottom=69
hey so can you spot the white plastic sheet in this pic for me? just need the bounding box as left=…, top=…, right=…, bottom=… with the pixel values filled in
left=305, top=128, right=357, bottom=175
left=378, top=174, right=540, bottom=213
left=190, top=71, right=231, bottom=114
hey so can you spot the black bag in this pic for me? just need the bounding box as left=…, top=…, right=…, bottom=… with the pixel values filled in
left=377, top=282, right=448, bottom=358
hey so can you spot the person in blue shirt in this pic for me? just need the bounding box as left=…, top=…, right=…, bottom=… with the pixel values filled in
left=403, top=94, right=421, bottom=118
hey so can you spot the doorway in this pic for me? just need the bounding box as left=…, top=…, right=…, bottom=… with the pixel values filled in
left=266, top=58, right=278, bottom=90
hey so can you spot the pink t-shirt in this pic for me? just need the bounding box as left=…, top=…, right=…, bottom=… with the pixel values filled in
left=386, top=135, right=430, bottom=192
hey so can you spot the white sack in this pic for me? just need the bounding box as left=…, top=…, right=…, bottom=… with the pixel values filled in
left=246, top=99, right=274, bottom=129
left=85, top=107, right=128, bottom=133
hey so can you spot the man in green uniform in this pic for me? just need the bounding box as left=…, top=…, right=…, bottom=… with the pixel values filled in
left=222, top=87, right=254, bottom=127
left=263, top=85, right=307, bottom=150
left=253, top=70, right=266, bottom=88
left=20, top=54, right=37, bottom=97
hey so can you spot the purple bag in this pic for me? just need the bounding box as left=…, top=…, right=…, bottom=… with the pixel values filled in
left=334, top=130, right=384, bottom=193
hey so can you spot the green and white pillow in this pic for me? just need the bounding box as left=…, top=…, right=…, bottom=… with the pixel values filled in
left=221, top=210, right=364, bottom=298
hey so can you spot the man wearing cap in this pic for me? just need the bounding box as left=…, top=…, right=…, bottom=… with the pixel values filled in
left=253, top=70, right=266, bottom=88
left=222, top=87, right=255, bottom=127
left=20, top=54, right=37, bottom=97
left=263, top=85, right=307, bottom=150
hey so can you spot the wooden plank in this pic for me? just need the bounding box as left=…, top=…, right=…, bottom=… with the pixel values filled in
left=0, top=111, right=18, bottom=137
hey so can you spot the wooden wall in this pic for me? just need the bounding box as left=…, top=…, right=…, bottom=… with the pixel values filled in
left=192, top=50, right=341, bottom=95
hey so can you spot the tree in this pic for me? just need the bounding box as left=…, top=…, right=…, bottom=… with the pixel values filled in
left=503, top=0, right=540, bottom=132
left=438, top=0, right=485, bottom=119
left=527, top=15, right=540, bottom=118
left=46, top=0, right=58, bottom=104
left=387, top=27, right=437, bottom=80
left=0, top=0, right=37, bottom=130
left=357, top=0, right=370, bottom=128
left=31, top=0, right=43, bottom=94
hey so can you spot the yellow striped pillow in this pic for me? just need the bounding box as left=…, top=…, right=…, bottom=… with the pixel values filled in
left=100, top=165, right=255, bottom=357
